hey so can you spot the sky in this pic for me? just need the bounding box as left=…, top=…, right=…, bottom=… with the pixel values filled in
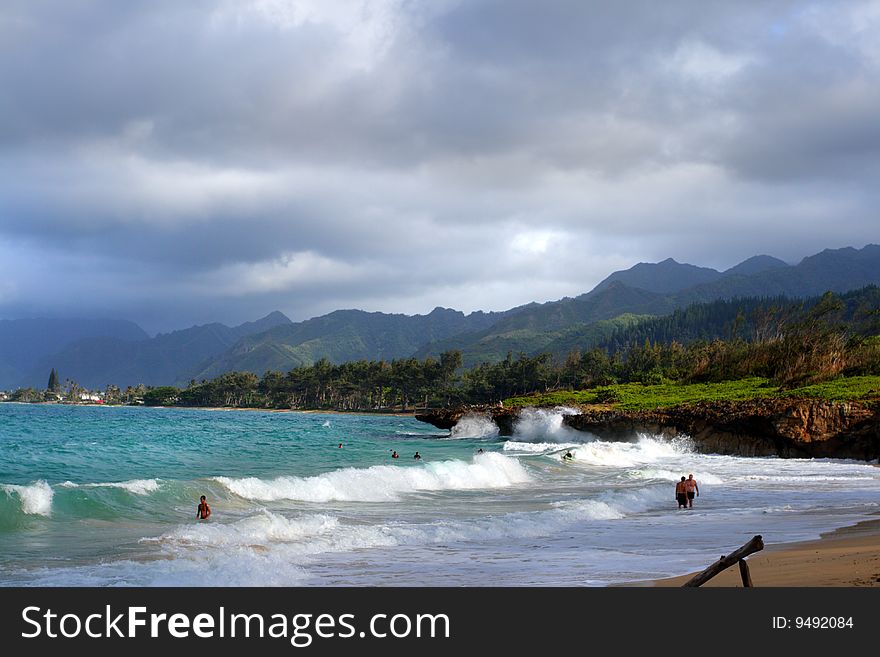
left=1, top=0, right=878, bottom=334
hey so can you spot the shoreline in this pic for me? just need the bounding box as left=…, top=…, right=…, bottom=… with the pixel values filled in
left=0, top=401, right=417, bottom=418
left=171, top=406, right=418, bottom=418
left=628, top=516, right=880, bottom=587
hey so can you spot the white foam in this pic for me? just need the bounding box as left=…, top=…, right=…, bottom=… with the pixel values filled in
left=395, top=431, right=445, bottom=436
left=761, top=505, right=798, bottom=514
left=151, top=512, right=341, bottom=548
left=735, top=474, right=876, bottom=483
left=17, top=551, right=313, bottom=587
left=512, top=407, right=583, bottom=442
left=545, top=486, right=671, bottom=518
left=21, top=500, right=627, bottom=585
left=689, top=472, right=723, bottom=484
left=551, top=499, right=626, bottom=520
left=60, top=479, right=161, bottom=495
left=503, top=441, right=579, bottom=454
left=1, top=480, right=54, bottom=516
left=413, top=500, right=627, bottom=545
left=450, top=414, right=499, bottom=439
left=156, top=495, right=633, bottom=560
left=572, top=435, right=692, bottom=467
left=630, top=469, right=724, bottom=485
left=214, top=453, right=531, bottom=503
left=605, top=485, right=674, bottom=514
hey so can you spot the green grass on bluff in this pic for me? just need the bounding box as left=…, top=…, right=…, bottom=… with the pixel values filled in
left=504, top=375, right=880, bottom=411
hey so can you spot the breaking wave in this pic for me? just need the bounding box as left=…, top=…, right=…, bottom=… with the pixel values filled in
left=450, top=414, right=499, bottom=439
left=150, top=512, right=343, bottom=549
left=59, top=478, right=161, bottom=495
left=1, top=480, right=54, bottom=516
left=503, top=441, right=580, bottom=454
left=152, top=495, right=651, bottom=558
left=213, top=453, right=531, bottom=503
left=512, top=407, right=584, bottom=443
left=570, top=435, right=693, bottom=467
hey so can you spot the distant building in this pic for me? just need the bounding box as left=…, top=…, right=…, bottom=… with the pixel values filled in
left=79, top=392, right=104, bottom=403
left=0, top=391, right=8, bottom=401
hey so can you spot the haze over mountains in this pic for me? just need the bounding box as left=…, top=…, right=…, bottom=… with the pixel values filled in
left=0, top=312, right=291, bottom=390
left=2, top=245, right=878, bottom=389
left=0, top=319, right=148, bottom=390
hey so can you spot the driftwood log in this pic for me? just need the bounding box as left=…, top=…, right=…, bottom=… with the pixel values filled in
left=738, top=558, right=753, bottom=587
left=682, top=535, right=764, bottom=587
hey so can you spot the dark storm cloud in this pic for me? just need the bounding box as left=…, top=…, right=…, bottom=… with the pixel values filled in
left=0, top=0, right=877, bottom=332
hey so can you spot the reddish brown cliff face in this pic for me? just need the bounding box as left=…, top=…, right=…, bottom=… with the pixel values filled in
left=416, top=399, right=880, bottom=460
left=770, top=401, right=873, bottom=443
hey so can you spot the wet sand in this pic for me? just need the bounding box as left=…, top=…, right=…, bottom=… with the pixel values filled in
left=641, top=518, right=880, bottom=587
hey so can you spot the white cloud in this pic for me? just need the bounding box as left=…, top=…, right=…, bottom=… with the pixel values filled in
left=211, top=0, right=407, bottom=72
left=194, top=250, right=376, bottom=296
left=0, top=1, right=877, bottom=331
left=664, top=39, right=755, bottom=84
left=800, top=0, right=880, bottom=67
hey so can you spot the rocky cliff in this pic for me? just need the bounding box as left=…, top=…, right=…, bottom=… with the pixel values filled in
left=415, top=405, right=520, bottom=435
left=416, top=398, right=880, bottom=460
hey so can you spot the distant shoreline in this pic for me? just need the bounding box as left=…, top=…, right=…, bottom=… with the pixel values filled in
left=185, top=405, right=417, bottom=418
left=0, top=400, right=418, bottom=418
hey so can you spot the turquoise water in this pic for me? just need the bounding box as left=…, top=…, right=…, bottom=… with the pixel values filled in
left=1, top=403, right=878, bottom=586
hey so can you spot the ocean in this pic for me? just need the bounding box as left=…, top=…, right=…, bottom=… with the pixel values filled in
left=1, top=403, right=877, bottom=586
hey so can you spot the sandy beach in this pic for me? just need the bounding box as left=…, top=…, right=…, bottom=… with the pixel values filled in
left=640, top=517, right=880, bottom=587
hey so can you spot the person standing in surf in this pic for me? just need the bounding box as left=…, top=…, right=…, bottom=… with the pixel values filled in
left=196, top=495, right=211, bottom=520
left=685, top=474, right=699, bottom=508
left=675, top=477, right=688, bottom=509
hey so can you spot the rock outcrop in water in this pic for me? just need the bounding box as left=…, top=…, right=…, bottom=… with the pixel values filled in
left=416, top=399, right=880, bottom=460
left=415, top=405, right=520, bottom=436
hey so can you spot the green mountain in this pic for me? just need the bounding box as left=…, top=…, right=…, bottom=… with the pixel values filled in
left=722, top=254, right=789, bottom=277
left=677, top=245, right=880, bottom=303
left=592, top=257, right=723, bottom=294
left=413, top=283, right=676, bottom=366
left=597, top=285, right=880, bottom=354
left=414, top=244, right=880, bottom=365
left=4, top=245, right=878, bottom=388
left=182, top=307, right=512, bottom=384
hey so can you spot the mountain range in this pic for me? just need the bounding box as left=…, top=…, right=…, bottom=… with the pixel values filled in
left=0, top=312, right=291, bottom=390
left=0, top=318, right=148, bottom=390
left=2, top=244, right=878, bottom=389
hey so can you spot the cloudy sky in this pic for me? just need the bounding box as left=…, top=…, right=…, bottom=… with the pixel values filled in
left=1, top=0, right=878, bottom=333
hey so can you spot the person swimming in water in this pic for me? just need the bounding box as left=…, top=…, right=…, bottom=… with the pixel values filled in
left=414, top=451, right=421, bottom=460
left=196, top=495, right=211, bottom=520
left=391, top=450, right=399, bottom=459
left=338, top=443, right=343, bottom=448
left=563, top=451, right=574, bottom=461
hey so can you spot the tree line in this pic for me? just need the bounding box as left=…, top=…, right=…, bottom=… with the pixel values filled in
left=142, top=290, right=880, bottom=409
left=6, top=288, right=879, bottom=410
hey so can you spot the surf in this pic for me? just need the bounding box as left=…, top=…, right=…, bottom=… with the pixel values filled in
left=0, top=480, right=54, bottom=517
left=213, top=453, right=531, bottom=503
